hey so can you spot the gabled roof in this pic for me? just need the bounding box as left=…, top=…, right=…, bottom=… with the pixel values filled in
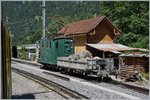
left=59, top=16, right=122, bottom=36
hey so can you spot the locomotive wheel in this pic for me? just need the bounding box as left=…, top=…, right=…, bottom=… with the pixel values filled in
left=69, top=69, right=73, bottom=74
left=60, top=68, right=67, bottom=74
left=83, top=72, right=87, bottom=76
left=102, top=76, right=112, bottom=82
left=83, top=72, right=89, bottom=80
left=55, top=66, right=59, bottom=71
left=97, top=76, right=102, bottom=82
left=40, top=64, right=47, bottom=69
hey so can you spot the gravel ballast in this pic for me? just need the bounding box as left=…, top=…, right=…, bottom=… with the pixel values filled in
left=12, top=71, right=64, bottom=99
left=11, top=62, right=149, bottom=99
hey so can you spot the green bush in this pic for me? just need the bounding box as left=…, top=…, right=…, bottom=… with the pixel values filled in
left=142, top=72, right=149, bottom=80
left=18, top=47, right=29, bottom=60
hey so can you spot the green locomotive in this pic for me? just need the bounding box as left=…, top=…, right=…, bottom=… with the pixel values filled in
left=38, top=37, right=74, bottom=66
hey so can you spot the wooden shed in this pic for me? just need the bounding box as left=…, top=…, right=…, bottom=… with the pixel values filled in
left=59, top=16, right=123, bottom=54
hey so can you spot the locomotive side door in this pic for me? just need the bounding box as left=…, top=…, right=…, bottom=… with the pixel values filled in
left=64, top=39, right=74, bottom=56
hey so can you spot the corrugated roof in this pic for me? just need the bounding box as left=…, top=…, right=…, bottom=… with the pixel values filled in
left=119, top=54, right=149, bottom=57
left=59, top=16, right=122, bottom=35
left=86, top=43, right=139, bottom=52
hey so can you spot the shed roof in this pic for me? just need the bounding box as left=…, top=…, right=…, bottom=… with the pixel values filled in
left=86, top=43, right=139, bottom=53
left=59, top=16, right=122, bottom=36
left=119, top=54, right=149, bottom=57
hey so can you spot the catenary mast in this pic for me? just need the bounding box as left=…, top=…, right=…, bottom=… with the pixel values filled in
left=41, top=0, right=45, bottom=39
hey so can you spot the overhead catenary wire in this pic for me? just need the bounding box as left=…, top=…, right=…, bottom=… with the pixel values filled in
left=9, top=17, right=50, bottom=29
left=11, top=20, right=35, bottom=30
left=8, top=17, right=35, bottom=25
left=9, top=16, right=54, bottom=28
left=16, top=19, right=35, bottom=27
left=10, top=19, right=36, bottom=30
left=8, top=16, right=58, bottom=33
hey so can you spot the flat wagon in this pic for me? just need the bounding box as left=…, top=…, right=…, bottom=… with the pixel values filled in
left=57, top=57, right=114, bottom=78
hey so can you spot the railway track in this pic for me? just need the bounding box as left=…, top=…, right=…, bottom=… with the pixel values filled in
left=43, top=71, right=70, bottom=81
left=110, top=80, right=149, bottom=95
left=12, top=60, right=149, bottom=97
left=44, top=69, right=149, bottom=95
left=11, top=67, right=89, bottom=99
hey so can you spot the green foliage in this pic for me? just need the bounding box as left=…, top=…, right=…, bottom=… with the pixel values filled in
left=2, top=1, right=149, bottom=49
left=114, top=33, right=149, bottom=49
left=18, top=47, right=28, bottom=60
left=143, top=72, right=149, bottom=80
left=100, top=1, right=149, bottom=49
left=131, top=36, right=149, bottom=49
left=46, top=16, right=65, bottom=35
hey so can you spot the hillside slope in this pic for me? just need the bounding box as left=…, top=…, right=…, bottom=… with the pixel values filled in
left=2, top=1, right=149, bottom=49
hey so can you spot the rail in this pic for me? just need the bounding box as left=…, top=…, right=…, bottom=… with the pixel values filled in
left=12, top=58, right=149, bottom=95
left=11, top=67, right=89, bottom=99
left=110, top=80, right=149, bottom=95
left=43, top=71, right=70, bottom=81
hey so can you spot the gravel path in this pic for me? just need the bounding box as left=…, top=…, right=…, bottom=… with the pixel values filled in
left=12, top=71, right=64, bottom=99
left=11, top=62, right=149, bottom=99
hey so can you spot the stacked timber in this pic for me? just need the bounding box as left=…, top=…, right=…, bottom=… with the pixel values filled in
left=120, top=64, right=145, bottom=81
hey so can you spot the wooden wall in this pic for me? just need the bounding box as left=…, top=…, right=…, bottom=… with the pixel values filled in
left=87, top=20, right=115, bottom=43
left=68, top=19, right=116, bottom=54
left=120, top=56, right=149, bottom=79
left=123, top=57, right=149, bottom=73
left=73, top=34, right=87, bottom=54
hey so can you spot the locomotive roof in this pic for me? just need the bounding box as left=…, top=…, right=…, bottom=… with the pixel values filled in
left=53, top=36, right=71, bottom=40
left=40, top=36, right=72, bottom=41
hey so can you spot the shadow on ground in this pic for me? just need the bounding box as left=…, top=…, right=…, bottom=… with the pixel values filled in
left=12, top=93, right=35, bottom=99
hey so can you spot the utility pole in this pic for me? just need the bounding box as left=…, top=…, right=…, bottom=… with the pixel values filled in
left=6, top=16, right=14, bottom=57
left=41, top=0, right=46, bottom=39
left=6, top=17, right=11, bottom=37
left=6, top=17, right=14, bottom=46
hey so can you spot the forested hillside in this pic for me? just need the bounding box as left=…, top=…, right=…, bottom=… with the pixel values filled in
left=2, top=1, right=149, bottom=49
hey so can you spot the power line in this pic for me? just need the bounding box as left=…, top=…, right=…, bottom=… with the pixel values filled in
left=17, top=19, right=35, bottom=27
left=10, top=19, right=36, bottom=30
left=9, top=17, right=35, bottom=25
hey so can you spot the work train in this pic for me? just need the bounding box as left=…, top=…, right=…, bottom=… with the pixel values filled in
left=38, top=37, right=114, bottom=79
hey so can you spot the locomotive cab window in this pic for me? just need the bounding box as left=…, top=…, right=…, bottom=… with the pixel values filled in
left=46, top=41, right=48, bottom=48
left=42, top=42, right=44, bottom=47
left=49, top=41, right=51, bottom=48
left=56, top=42, right=58, bottom=48
left=70, top=40, right=73, bottom=48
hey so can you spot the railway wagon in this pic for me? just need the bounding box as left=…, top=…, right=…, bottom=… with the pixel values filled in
left=38, top=37, right=74, bottom=66
left=57, top=57, right=114, bottom=78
